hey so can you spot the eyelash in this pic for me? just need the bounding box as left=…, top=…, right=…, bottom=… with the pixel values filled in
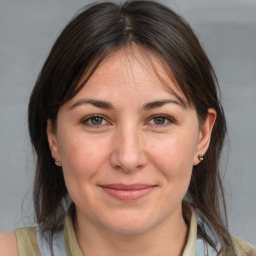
left=146, top=114, right=175, bottom=127
left=81, top=114, right=175, bottom=129
left=82, top=114, right=109, bottom=128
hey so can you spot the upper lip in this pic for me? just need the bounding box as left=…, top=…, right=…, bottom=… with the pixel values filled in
left=99, top=184, right=156, bottom=190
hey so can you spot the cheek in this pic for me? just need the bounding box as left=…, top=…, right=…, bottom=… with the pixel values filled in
left=150, top=136, right=195, bottom=206
left=57, top=133, right=109, bottom=184
left=57, top=135, right=108, bottom=205
left=148, top=132, right=198, bottom=205
left=150, top=134, right=197, bottom=176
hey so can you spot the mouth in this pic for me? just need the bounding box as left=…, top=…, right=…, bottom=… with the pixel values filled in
left=99, top=184, right=157, bottom=200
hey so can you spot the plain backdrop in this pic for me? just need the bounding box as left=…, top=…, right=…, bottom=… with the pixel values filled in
left=0, top=0, right=255, bottom=245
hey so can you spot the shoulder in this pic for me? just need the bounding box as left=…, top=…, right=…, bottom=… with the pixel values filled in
left=0, top=231, right=19, bottom=256
left=232, top=236, right=256, bottom=256
left=1, top=227, right=40, bottom=256
left=14, top=226, right=41, bottom=255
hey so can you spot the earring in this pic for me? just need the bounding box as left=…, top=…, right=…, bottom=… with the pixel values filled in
left=198, top=154, right=204, bottom=161
left=54, top=159, right=60, bottom=163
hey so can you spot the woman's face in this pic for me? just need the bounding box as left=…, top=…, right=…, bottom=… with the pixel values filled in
left=47, top=48, right=215, bottom=235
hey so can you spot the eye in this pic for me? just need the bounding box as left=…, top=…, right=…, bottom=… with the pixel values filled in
left=153, top=116, right=167, bottom=125
left=90, top=116, right=103, bottom=125
left=82, top=115, right=109, bottom=127
left=147, top=115, right=174, bottom=127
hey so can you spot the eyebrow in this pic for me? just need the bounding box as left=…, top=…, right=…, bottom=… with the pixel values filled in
left=69, top=98, right=188, bottom=111
left=69, top=99, right=114, bottom=110
left=142, top=99, right=188, bottom=110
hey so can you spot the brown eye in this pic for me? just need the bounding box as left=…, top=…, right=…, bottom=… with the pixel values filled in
left=153, top=116, right=166, bottom=125
left=147, top=115, right=174, bottom=128
left=82, top=115, right=108, bottom=127
left=91, top=117, right=103, bottom=125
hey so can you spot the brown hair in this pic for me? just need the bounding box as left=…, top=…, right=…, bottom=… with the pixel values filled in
left=28, top=1, right=232, bottom=254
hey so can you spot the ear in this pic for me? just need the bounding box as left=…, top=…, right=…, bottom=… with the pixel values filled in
left=46, top=119, right=61, bottom=166
left=193, top=108, right=216, bottom=166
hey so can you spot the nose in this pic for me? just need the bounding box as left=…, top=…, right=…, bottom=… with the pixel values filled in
left=109, top=126, right=148, bottom=173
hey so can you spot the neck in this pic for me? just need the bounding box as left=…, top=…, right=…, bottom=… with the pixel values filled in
left=74, top=207, right=189, bottom=256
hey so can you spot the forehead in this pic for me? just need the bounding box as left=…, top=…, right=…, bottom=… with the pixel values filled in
left=71, top=46, right=188, bottom=105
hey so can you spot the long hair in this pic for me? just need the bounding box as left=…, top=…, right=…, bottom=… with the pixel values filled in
left=28, top=1, right=231, bottom=254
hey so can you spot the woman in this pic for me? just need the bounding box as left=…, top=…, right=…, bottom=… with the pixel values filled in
left=0, top=1, right=254, bottom=255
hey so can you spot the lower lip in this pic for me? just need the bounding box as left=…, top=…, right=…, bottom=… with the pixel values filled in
left=101, top=187, right=155, bottom=200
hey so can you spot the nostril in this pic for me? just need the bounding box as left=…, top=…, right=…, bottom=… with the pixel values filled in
left=109, top=129, right=147, bottom=172
left=109, top=148, right=147, bottom=173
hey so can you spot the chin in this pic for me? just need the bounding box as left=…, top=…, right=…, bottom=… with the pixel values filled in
left=105, top=223, right=152, bottom=235
left=101, top=212, right=159, bottom=235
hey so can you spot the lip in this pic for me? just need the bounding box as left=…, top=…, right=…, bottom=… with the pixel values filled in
left=99, top=184, right=156, bottom=201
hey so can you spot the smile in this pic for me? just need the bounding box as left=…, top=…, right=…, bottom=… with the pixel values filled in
left=99, top=184, right=156, bottom=201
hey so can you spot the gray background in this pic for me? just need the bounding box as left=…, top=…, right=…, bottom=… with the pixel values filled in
left=0, top=0, right=255, bottom=245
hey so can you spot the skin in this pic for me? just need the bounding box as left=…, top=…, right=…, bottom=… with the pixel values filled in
left=0, top=232, right=18, bottom=256
left=0, top=47, right=216, bottom=256
left=47, top=47, right=216, bottom=256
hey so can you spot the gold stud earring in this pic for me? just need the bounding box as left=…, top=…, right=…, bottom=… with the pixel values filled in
left=198, top=154, right=204, bottom=161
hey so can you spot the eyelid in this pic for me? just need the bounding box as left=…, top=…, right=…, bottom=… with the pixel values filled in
left=146, top=114, right=175, bottom=127
left=81, top=114, right=110, bottom=127
left=81, top=114, right=175, bottom=129
left=82, top=113, right=105, bottom=121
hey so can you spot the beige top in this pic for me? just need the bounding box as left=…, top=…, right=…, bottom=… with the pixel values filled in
left=14, top=208, right=254, bottom=256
